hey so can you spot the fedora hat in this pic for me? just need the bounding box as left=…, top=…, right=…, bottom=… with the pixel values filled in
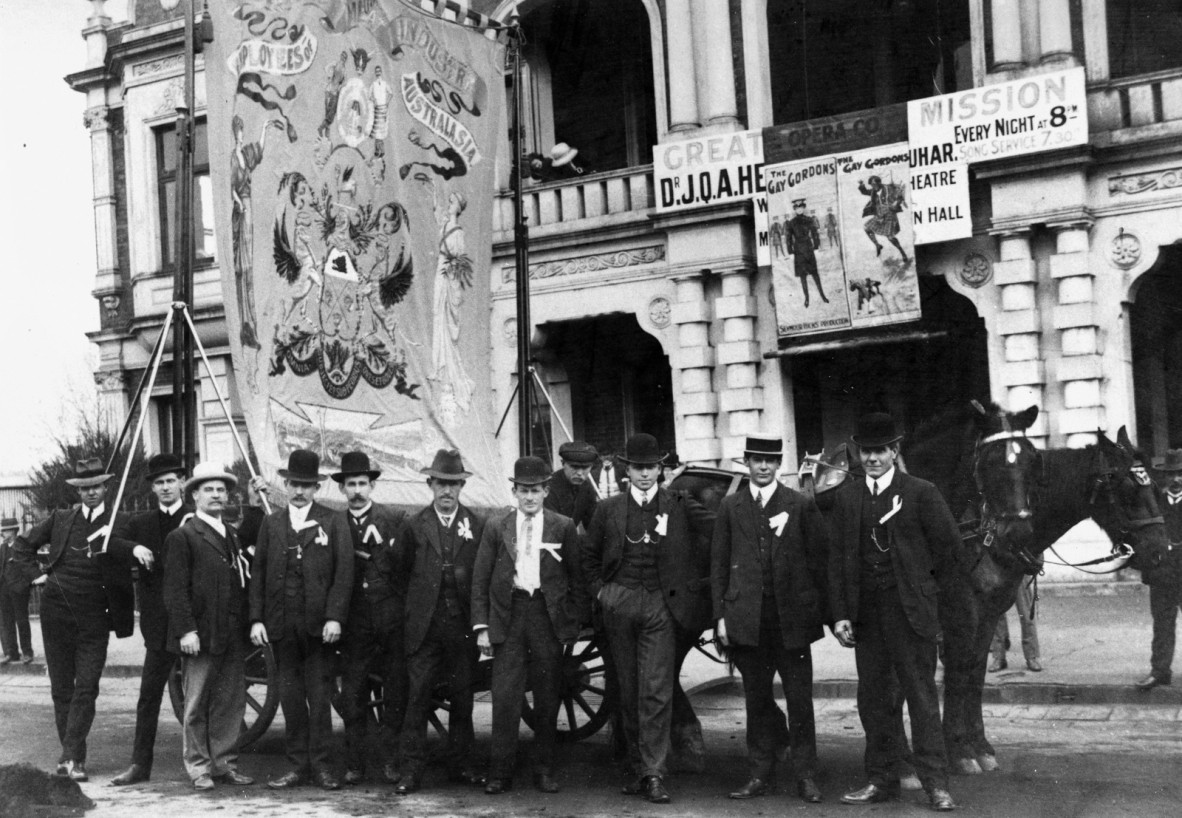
left=420, top=448, right=472, bottom=480
left=145, top=453, right=185, bottom=482
left=732, top=434, right=784, bottom=464
left=1153, top=448, right=1182, bottom=472
left=331, top=451, right=382, bottom=483
left=184, top=462, right=238, bottom=494
left=619, top=434, right=667, bottom=466
left=0, top=517, right=18, bottom=531
left=277, top=449, right=327, bottom=483
left=558, top=441, right=598, bottom=465
left=510, top=456, right=551, bottom=486
left=65, top=457, right=113, bottom=488
left=851, top=412, right=903, bottom=448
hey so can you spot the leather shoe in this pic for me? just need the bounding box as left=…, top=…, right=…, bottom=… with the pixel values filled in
left=21, top=653, right=33, bottom=664
left=1026, top=658, right=1043, bottom=672
left=344, top=769, right=364, bottom=785
left=449, top=768, right=487, bottom=787
left=216, top=769, right=254, bottom=785
left=193, top=774, right=215, bottom=791
left=621, top=776, right=644, bottom=796
left=534, top=773, right=559, bottom=793
left=111, top=764, right=150, bottom=786
left=840, top=782, right=899, bottom=804
left=267, top=771, right=304, bottom=790
left=643, top=775, right=671, bottom=804
left=484, top=778, right=511, bottom=795
left=797, top=778, right=822, bottom=803
left=0, top=656, right=13, bottom=665
left=382, top=763, right=401, bottom=785
left=54, top=763, right=69, bottom=777
left=729, top=778, right=768, bottom=799
left=315, top=770, right=341, bottom=791
left=1135, top=673, right=1170, bottom=690
left=928, top=787, right=956, bottom=811
left=394, top=775, right=421, bottom=795
left=67, top=762, right=87, bottom=783
left=987, top=656, right=1006, bottom=673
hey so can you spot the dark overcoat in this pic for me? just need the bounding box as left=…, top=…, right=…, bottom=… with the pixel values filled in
left=471, top=507, right=579, bottom=645
left=827, top=471, right=960, bottom=640
left=711, top=483, right=830, bottom=649
left=116, top=505, right=193, bottom=651
left=582, top=486, right=716, bottom=635
left=163, top=516, right=249, bottom=655
left=544, top=469, right=598, bottom=532
left=402, top=503, right=485, bottom=655
left=248, top=502, right=353, bottom=638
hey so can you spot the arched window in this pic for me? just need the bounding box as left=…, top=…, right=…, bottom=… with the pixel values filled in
left=767, top=0, right=971, bottom=124
left=1107, top=0, right=1182, bottom=79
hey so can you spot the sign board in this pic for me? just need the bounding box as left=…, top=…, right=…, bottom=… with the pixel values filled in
left=763, top=104, right=908, bottom=164
left=653, top=129, right=765, bottom=213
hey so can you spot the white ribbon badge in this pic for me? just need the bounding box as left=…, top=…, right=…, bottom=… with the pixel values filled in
left=879, top=496, right=903, bottom=525
left=314, top=525, right=329, bottom=546
left=86, top=525, right=110, bottom=544
left=364, top=524, right=382, bottom=545
left=655, top=513, right=668, bottom=537
left=458, top=517, right=473, bottom=540
left=768, top=511, right=789, bottom=537
left=539, top=541, right=563, bottom=561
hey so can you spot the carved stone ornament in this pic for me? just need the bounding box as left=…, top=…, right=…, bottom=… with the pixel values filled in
left=133, top=54, right=185, bottom=78
left=155, top=78, right=185, bottom=116
left=100, top=293, right=121, bottom=318
left=83, top=107, right=108, bottom=131
left=959, top=252, right=993, bottom=288
left=502, top=245, right=666, bottom=283
left=648, top=296, right=672, bottom=329
left=503, top=318, right=517, bottom=345
left=1108, top=167, right=1182, bottom=196
left=1108, top=229, right=1142, bottom=270
left=93, top=370, right=125, bottom=391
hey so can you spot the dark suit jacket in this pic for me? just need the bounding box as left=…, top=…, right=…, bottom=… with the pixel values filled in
left=545, top=469, right=598, bottom=532
left=827, top=471, right=960, bottom=640
left=583, top=486, right=716, bottom=635
left=0, top=537, right=16, bottom=588
left=343, top=502, right=409, bottom=634
left=12, top=506, right=139, bottom=638
left=711, top=484, right=830, bottom=649
left=471, top=507, right=579, bottom=645
left=249, top=502, right=353, bottom=638
left=163, top=517, right=248, bottom=655
left=116, top=505, right=193, bottom=651
left=402, top=503, right=485, bottom=655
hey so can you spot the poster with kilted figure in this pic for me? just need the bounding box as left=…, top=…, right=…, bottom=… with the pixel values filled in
left=768, top=143, right=921, bottom=338
left=207, top=0, right=511, bottom=508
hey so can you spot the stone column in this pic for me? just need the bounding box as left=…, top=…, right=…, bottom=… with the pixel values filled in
left=715, top=268, right=763, bottom=460
left=670, top=271, right=719, bottom=465
left=94, top=370, right=127, bottom=436
left=992, top=229, right=1047, bottom=445
left=692, top=0, right=739, bottom=128
left=665, top=0, right=700, bottom=133
left=1038, top=0, right=1074, bottom=64
left=991, top=0, right=1025, bottom=70
left=1049, top=220, right=1102, bottom=448
left=85, top=106, right=121, bottom=311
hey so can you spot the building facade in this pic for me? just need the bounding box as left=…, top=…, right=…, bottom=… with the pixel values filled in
left=70, top=0, right=1182, bottom=492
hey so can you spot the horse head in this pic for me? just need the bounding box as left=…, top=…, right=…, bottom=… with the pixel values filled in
left=970, top=402, right=1042, bottom=559
left=1088, top=427, right=1168, bottom=563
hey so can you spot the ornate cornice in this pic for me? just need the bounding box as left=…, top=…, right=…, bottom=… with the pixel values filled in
left=501, top=245, right=665, bottom=283
left=1108, top=166, right=1182, bottom=197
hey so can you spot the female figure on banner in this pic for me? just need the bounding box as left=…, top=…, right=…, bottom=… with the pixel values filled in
left=231, top=115, right=283, bottom=350
left=431, top=189, right=475, bottom=422
left=858, top=175, right=910, bottom=266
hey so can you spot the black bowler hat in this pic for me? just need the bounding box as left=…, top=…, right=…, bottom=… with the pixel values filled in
left=619, top=434, right=667, bottom=466
left=1153, top=448, right=1182, bottom=473
left=331, top=451, right=382, bottom=483
left=145, top=453, right=185, bottom=481
left=851, top=413, right=903, bottom=448
left=65, top=457, right=113, bottom=488
left=420, top=448, right=472, bottom=480
left=510, top=456, right=551, bottom=486
left=558, top=441, right=598, bottom=465
left=278, top=449, right=327, bottom=483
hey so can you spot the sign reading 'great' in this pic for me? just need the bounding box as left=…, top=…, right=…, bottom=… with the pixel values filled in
left=653, top=130, right=765, bottom=212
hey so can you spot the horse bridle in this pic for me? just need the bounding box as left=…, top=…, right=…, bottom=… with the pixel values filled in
left=968, top=427, right=1043, bottom=574
left=1085, top=448, right=1164, bottom=547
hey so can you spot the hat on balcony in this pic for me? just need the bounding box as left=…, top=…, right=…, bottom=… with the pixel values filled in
left=549, top=142, right=579, bottom=168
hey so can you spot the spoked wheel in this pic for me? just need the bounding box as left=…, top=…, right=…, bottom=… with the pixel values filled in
left=521, top=630, right=615, bottom=743
left=168, top=643, right=280, bottom=750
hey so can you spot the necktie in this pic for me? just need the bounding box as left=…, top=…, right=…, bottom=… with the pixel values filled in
left=871, top=481, right=878, bottom=497
left=523, top=514, right=534, bottom=558
left=758, top=492, right=767, bottom=509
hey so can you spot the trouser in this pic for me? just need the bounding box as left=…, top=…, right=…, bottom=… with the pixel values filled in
left=181, top=634, right=247, bottom=780
left=489, top=592, right=563, bottom=780
left=600, top=582, right=674, bottom=779
left=0, top=581, right=32, bottom=659
left=1149, top=577, right=1182, bottom=682
left=401, top=612, right=476, bottom=775
left=273, top=631, right=335, bottom=774
left=671, top=622, right=704, bottom=746
left=855, top=586, right=948, bottom=792
left=128, top=645, right=177, bottom=771
left=991, top=576, right=1039, bottom=664
left=730, top=601, right=817, bottom=782
left=40, top=593, right=110, bottom=764
left=339, top=617, right=406, bottom=771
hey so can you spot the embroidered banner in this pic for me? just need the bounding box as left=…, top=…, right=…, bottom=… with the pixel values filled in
left=208, top=0, right=510, bottom=508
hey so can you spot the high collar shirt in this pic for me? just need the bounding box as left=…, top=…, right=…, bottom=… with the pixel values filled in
left=750, top=481, right=777, bottom=508
left=196, top=509, right=226, bottom=538
left=630, top=485, right=656, bottom=507
left=865, top=467, right=897, bottom=497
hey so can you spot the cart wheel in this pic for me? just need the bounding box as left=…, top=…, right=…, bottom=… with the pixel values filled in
left=168, top=643, right=280, bottom=750
left=521, top=631, right=615, bottom=742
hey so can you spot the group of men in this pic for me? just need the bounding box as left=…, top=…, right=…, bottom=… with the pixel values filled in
left=6, top=411, right=965, bottom=811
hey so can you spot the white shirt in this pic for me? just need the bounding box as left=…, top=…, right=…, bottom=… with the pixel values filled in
left=288, top=503, right=311, bottom=530
left=349, top=501, right=373, bottom=520
left=435, top=509, right=456, bottom=529
left=865, top=467, right=897, bottom=497
left=83, top=503, right=106, bottom=523
left=514, top=511, right=543, bottom=594
left=196, top=509, right=226, bottom=538
left=630, top=485, right=656, bottom=507
left=750, top=481, right=777, bottom=507
left=160, top=500, right=183, bottom=516
left=599, top=462, right=619, bottom=498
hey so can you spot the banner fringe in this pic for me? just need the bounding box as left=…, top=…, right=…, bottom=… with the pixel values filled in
left=397, top=0, right=509, bottom=34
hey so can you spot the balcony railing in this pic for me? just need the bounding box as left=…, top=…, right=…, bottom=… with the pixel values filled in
left=1089, top=67, right=1182, bottom=131
left=493, top=164, right=655, bottom=240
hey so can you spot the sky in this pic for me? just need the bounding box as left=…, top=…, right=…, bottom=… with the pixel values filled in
left=0, top=1, right=131, bottom=479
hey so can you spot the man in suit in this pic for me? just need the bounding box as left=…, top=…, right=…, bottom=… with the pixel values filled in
left=712, top=435, right=828, bottom=803
left=332, top=451, right=410, bottom=785
left=0, top=517, right=34, bottom=664
left=1136, top=448, right=1182, bottom=690
left=828, top=413, right=958, bottom=812
left=583, top=433, right=715, bottom=804
left=110, top=453, right=192, bottom=786
left=473, top=456, right=580, bottom=795
left=11, top=458, right=154, bottom=781
left=164, top=462, right=255, bottom=790
left=395, top=449, right=486, bottom=794
left=545, top=441, right=599, bottom=532
left=594, top=450, right=624, bottom=499
left=249, top=449, right=352, bottom=791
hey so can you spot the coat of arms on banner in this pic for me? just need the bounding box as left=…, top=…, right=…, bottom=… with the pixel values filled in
left=208, top=0, right=509, bottom=507
left=767, top=143, right=921, bottom=338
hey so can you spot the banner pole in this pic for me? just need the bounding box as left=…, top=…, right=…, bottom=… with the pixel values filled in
left=509, top=16, right=531, bottom=457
